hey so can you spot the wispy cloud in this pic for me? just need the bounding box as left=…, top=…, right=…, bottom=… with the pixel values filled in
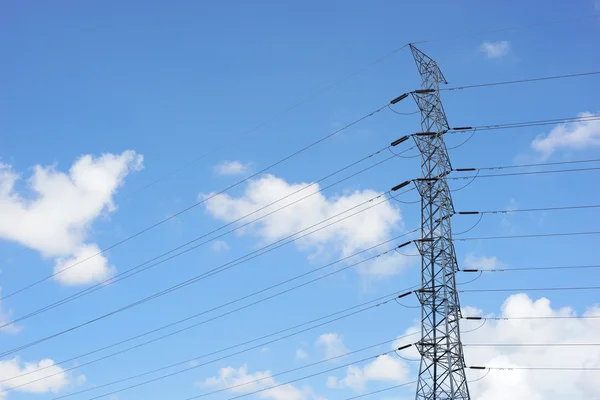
left=214, top=161, right=251, bottom=176
left=480, top=40, right=511, bottom=58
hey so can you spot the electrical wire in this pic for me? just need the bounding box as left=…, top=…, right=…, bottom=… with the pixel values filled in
left=450, top=167, right=600, bottom=181
left=341, top=380, right=418, bottom=399
left=461, top=204, right=600, bottom=215
left=449, top=114, right=600, bottom=133
left=464, top=343, right=600, bottom=347
left=461, top=158, right=600, bottom=171
left=184, top=335, right=419, bottom=400
left=0, top=104, right=389, bottom=302
left=462, top=315, right=600, bottom=321
left=387, top=104, right=420, bottom=115
left=461, top=264, right=600, bottom=273
left=227, top=352, right=396, bottom=400
left=443, top=71, right=600, bottom=91
left=469, top=366, right=600, bottom=371
left=0, top=157, right=408, bottom=331
left=0, top=198, right=414, bottom=357
left=460, top=286, right=600, bottom=294
left=3, top=244, right=417, bottom=391
left=455, top=231, right=600, bottom=242
left=50, top=295, right=418, bottom=400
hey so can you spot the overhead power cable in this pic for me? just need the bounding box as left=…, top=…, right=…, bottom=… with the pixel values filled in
left=120, top=13, right=596, bottom=198
left=443, top=70, right=600, bottom=91
left=341, top=381, right=419, bottom=400
left=462, top=315, right=600, bottom=321
left=459, top=285, right=600, bottom=294
left=183, top=336, right=416, bottom=400
left=461, top=264, right=600, bottom=273
left=457, top=204, right=600, bottom=215
left=463, top=343, right=600, bottom=347
left=449, top=114, right=600, bottom=133
left=469, top=365, right=600, bottom=371
left=455, top=231, right=600, bottom=242
left=1, top=239, right=418, bottom=390
left=450, top=167, right=600, bottom=181
left=0, top=146, right=407, bottom=330
left=0, top=104, right=391, bottom=302
left=48, top=291, right=414, bottom=400
left=0, top=194, right=415, bottom=356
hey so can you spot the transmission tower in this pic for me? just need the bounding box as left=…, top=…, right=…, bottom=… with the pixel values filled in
left=410, top=44, right=471, bottom=400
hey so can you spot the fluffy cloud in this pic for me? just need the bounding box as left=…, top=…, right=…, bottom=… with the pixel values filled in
left=463, top=253, right=505, bottom=270
left=531, top=112, right=600, bottom=158
left=480, top=40, right=511, bottom=58
left=199, top=364, right=320, bottom=400
left=214, top=160, right=251, bottom=176
left=461, top=294, right=600, bottom=399
left=316, top=333, right=349, bottom=360
left=0, top=151, right=143, bottom=286
left=0, top=357, right=83, bottom=396
left=201, top=174, right=405, bottom=275
left=327, top=354, right=409, bottom=392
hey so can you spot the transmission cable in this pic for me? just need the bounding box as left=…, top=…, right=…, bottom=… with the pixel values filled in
left=0, top=194, right=414, bottom=356
left=0, top=104, right=390, bottom=302
left=462, top=315, right=600, bottom=321
left=49, top=291, right=414, bottom=400
left=0, top=156, right=412, bottom=330
left=1, top=239, right=417, bottom=390
left=449, top=114, right=600, bottom=133
left=460, top=285, right=600, bottom=294
left=455, top=231, right=600, bottom=242
left=460, top=264, right=600, bottom=273
left=443, top=71, right=600, bottom=91
left=183, top=335, right=418, bottom=400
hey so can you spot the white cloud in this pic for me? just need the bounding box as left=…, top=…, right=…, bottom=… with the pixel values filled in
left=0, top=357, right=82, bottom=395
left=0, top=151, right=142, bottom=286
left=199, top=364, right=319, bottom=400
left=296, top=349, right=309, bottom=359
left=531, top=112, right=600, bottom=158
left=214, top=160, right=251, bottom=176
left=53, top=244, right=115, bottom=286
left=463, top=253, right=505, bottom=270
left=316, top=333, right=349, bottom=360
left=358, top=248, right=418, bottom=278
left=480, top=40, right=511, bottom=58
left=0, top=289, right=22, bottom=334
left=327, top=354, right=409, bottom=392
left=210, top=240, right=230, bottom=252
left=461, top=294, right=600, bottom=399
left=201, top=174, right=404, bottom=275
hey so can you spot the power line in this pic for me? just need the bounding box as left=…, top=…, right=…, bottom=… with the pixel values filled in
left=342, top=381, right=419, bottom=400
left=185, top=336, right=415, bottom=399
left=464, top=343, right=600, bottom=347
left=469, top=366, right=600, bottom=371
left=49, top=292, right=414, bottom=400
left=0, top=197, right=414, bottom=356
left=449, top=114, right=600, bottom=133
left=450, top=166, right=600, bottom=180
left=456, top=158, right=600, bottom=173
left=460, top=286, right=600, bottom=293
left=462, top=315, right=600, bottom=321
left=3, top=238, right=418, bottom=389
left=119, top=13, right=597, bottom=198
left=443, top=71, right=600, bottom=91
left=458, top=204, right=600, bottom=215
left=226, top=352, right=395, bottom=400
left=455, top=231, right=600, bottom=242
left=0, top=104, right=390, bottom=302
left=0, top=158, right=412, bottom=331
left=461, top=264, right=600, bottom=273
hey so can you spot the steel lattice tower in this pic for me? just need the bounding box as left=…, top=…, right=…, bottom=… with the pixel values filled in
left=410, top=45, right=471, bottom=400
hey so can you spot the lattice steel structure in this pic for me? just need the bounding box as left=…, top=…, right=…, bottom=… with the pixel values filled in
left=410, top=44, right=470, bottom=400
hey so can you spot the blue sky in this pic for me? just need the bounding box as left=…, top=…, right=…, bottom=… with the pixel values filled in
left=1, top=1, right=599, bottom=399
